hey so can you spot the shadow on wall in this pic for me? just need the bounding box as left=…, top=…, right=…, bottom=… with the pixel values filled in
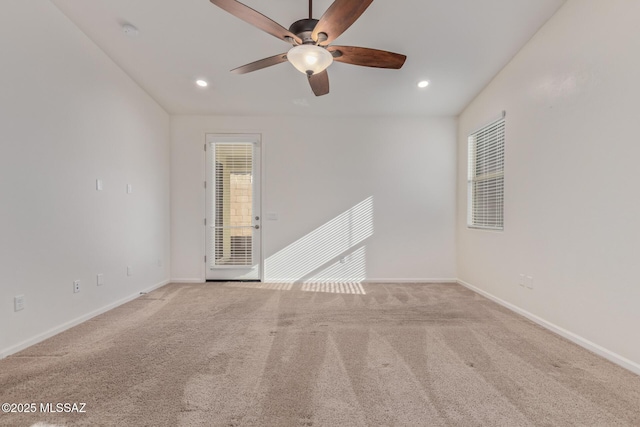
left=263, top=197, right=374, bottom=294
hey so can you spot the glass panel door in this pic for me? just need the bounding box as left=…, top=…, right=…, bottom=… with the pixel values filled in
left=206, top=135, right=261, bottom=280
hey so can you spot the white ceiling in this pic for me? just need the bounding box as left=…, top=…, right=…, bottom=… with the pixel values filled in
left=51, top=0, right=565, bottom=116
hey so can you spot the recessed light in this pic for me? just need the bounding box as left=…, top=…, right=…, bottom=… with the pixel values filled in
left=196, top=80, right=208, bottom=87
left=418, top=80, right=429, bottom=88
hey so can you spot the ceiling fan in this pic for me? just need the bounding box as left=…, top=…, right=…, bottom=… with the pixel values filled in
left=209, top=0, right=407, bottom=96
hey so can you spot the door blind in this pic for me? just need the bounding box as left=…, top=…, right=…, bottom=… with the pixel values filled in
left=212, top=143, right=254, bottom=267
left=467, top=117, right=505, bottom=230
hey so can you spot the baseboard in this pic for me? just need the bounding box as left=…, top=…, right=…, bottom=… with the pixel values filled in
left=170, top=279, right=457, bottom=284
left=457, top=279, right=640, bottom=376
left=261, top=278, right=458, bottom=284
left=363, top=278, right=458, bottom=284
left=170, top=278, right=205, bottom=283
left=0, top=279, right=170, bottom=359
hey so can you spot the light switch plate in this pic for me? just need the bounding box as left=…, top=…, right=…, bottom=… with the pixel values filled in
left=14, top=295, right=25, bottom=312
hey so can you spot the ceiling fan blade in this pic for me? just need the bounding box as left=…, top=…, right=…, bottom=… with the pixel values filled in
left=312, top=0, right=373, bottom=45
left=231, top=53, right=289, bottom=74
left=210, top=0, right=302, bottom=45
left=308, top=70, right=330, bottom=96
left=329, top=46, right=406, bottom=69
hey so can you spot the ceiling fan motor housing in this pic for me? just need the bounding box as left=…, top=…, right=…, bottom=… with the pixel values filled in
left=289, top=19, right=322, bottom=44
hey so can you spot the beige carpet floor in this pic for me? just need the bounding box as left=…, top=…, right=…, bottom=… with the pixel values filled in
left=1, top=282, right=639, bottom=426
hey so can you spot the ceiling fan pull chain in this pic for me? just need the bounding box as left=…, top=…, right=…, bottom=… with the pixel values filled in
left=309, top=0, right=313, bottom=20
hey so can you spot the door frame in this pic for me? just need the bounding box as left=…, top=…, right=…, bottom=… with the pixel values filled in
left=204, top=133, right=263, bottom=281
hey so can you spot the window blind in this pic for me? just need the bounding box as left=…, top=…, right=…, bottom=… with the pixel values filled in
left=467, top=117, right=505, bottom=230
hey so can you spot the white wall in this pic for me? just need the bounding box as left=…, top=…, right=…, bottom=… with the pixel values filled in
left=172, top=115, right=456, bottom=283
left=0, top=1, right=171, bottom=356
left=457, top=0, right=640, bottom=372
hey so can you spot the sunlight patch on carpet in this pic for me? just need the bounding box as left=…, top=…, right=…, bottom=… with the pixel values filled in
left=301, top=282, right=366, bottom=295
left=225, top=282, right=293, bottom=291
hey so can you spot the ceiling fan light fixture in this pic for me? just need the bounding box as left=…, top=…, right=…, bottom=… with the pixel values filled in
left=287, top=45, right=333, bottom=76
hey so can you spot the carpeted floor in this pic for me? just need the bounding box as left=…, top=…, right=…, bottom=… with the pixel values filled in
left=1, top=282, right=639, bottom=426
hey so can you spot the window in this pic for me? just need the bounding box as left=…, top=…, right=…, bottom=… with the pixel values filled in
left=467, top=116, right=505, bottom=230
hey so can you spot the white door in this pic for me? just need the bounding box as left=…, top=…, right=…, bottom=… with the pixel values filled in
left=205, top=134, right=261, bottom=281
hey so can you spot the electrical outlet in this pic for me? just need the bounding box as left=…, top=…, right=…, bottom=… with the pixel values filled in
left=96, top=179, right=103, bottom=191
left=519, top=274, right=525, bottom=287
left=126, top=184, right=132, bottom=194
left=14, top=295, right=25, bottom=312
left=97, top=274, right=104, bottom=286
left=526, top=276, right=534, bottom=289
left=73, top=280, right=81, bottom=293
left=127, top=266, right=133, bottom=276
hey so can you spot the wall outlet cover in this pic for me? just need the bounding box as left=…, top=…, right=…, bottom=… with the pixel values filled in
left=73, top=280, right=81, bottom=293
